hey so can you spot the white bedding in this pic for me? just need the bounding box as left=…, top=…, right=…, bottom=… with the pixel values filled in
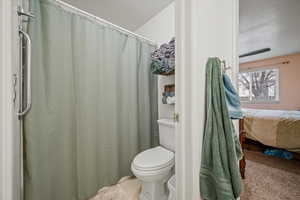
left=242, top=108, right=300, bottom=120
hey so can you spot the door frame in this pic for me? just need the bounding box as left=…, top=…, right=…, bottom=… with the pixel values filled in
left=175, top=0, right=239, bottom=199
left=0, top=0, right=14, bottom=199
left=0, top=0, right=20, bottom=200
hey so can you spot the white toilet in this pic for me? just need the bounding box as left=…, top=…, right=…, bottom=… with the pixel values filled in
left=131, top=119, right=175, bottom=200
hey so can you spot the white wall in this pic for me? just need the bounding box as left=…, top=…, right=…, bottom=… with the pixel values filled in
left=0, top=0, right=15, bottom=200
left=1, top=1, right=21, bottom=200
left=175, top=0, right=239, bottom=198
left=136, top=2, right=175, bottom=45
left=136, top=2, right=175, bottom=119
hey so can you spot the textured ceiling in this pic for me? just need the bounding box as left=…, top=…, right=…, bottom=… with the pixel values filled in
left=62, top=0, right=173, bottom=31
left=240, top=0, right=300, bottom=62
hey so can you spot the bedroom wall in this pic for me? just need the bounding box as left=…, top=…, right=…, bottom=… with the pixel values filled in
left=136, top=2, right=175, bottom=119
left=240, top=53, right=300, bottom=110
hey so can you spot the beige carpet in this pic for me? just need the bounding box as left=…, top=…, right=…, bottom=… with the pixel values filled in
left=241, top=150, right=300, bottom=200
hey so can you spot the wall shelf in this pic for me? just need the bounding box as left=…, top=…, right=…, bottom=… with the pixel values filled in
left=158, top=70, right=175, bottom=76
left=162, top=84, right=175, bottom=105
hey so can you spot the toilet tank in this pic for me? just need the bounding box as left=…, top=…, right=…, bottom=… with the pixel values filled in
left=157, top=119, right=175, bottom=152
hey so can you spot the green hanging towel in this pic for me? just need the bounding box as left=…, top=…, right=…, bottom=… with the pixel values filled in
left=200, top=58, right=242, bottom=200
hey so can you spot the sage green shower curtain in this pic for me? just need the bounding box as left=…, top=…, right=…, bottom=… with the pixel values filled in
left=24, top=0, right=158, bottom=200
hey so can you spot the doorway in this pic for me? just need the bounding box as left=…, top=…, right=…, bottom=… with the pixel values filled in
left=239, top=0, right=300, bottom=199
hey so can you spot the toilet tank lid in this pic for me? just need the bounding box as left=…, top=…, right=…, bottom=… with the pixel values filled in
left=157, top=119, right=175, bottom=128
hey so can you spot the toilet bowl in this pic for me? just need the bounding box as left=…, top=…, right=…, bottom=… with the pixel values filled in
left=131, top=146, right=174, bottom=200
left=131, top=119, right=175, bottom=200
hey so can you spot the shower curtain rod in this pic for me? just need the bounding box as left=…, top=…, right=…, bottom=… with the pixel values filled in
left=54, top=0, right=157, bottom=46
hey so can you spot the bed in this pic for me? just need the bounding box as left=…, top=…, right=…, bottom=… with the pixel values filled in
left=242, top=108, right=300, bottom=153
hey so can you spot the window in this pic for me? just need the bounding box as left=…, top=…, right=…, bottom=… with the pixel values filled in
left=238, top=68, right=279, bottom=103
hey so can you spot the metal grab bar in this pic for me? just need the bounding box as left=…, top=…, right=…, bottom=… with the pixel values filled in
left=17, top=6, right=35, bottom=18
left=16, top=29, right=32, bottom=116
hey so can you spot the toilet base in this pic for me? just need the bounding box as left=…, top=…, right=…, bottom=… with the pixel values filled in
left=139, top=180, right=169, bottom=200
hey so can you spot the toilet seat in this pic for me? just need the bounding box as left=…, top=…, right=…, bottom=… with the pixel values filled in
left=132, top=146, right=174, bottom=172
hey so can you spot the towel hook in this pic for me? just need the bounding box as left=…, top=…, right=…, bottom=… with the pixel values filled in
left=221, top=60, right=231, bottom=74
